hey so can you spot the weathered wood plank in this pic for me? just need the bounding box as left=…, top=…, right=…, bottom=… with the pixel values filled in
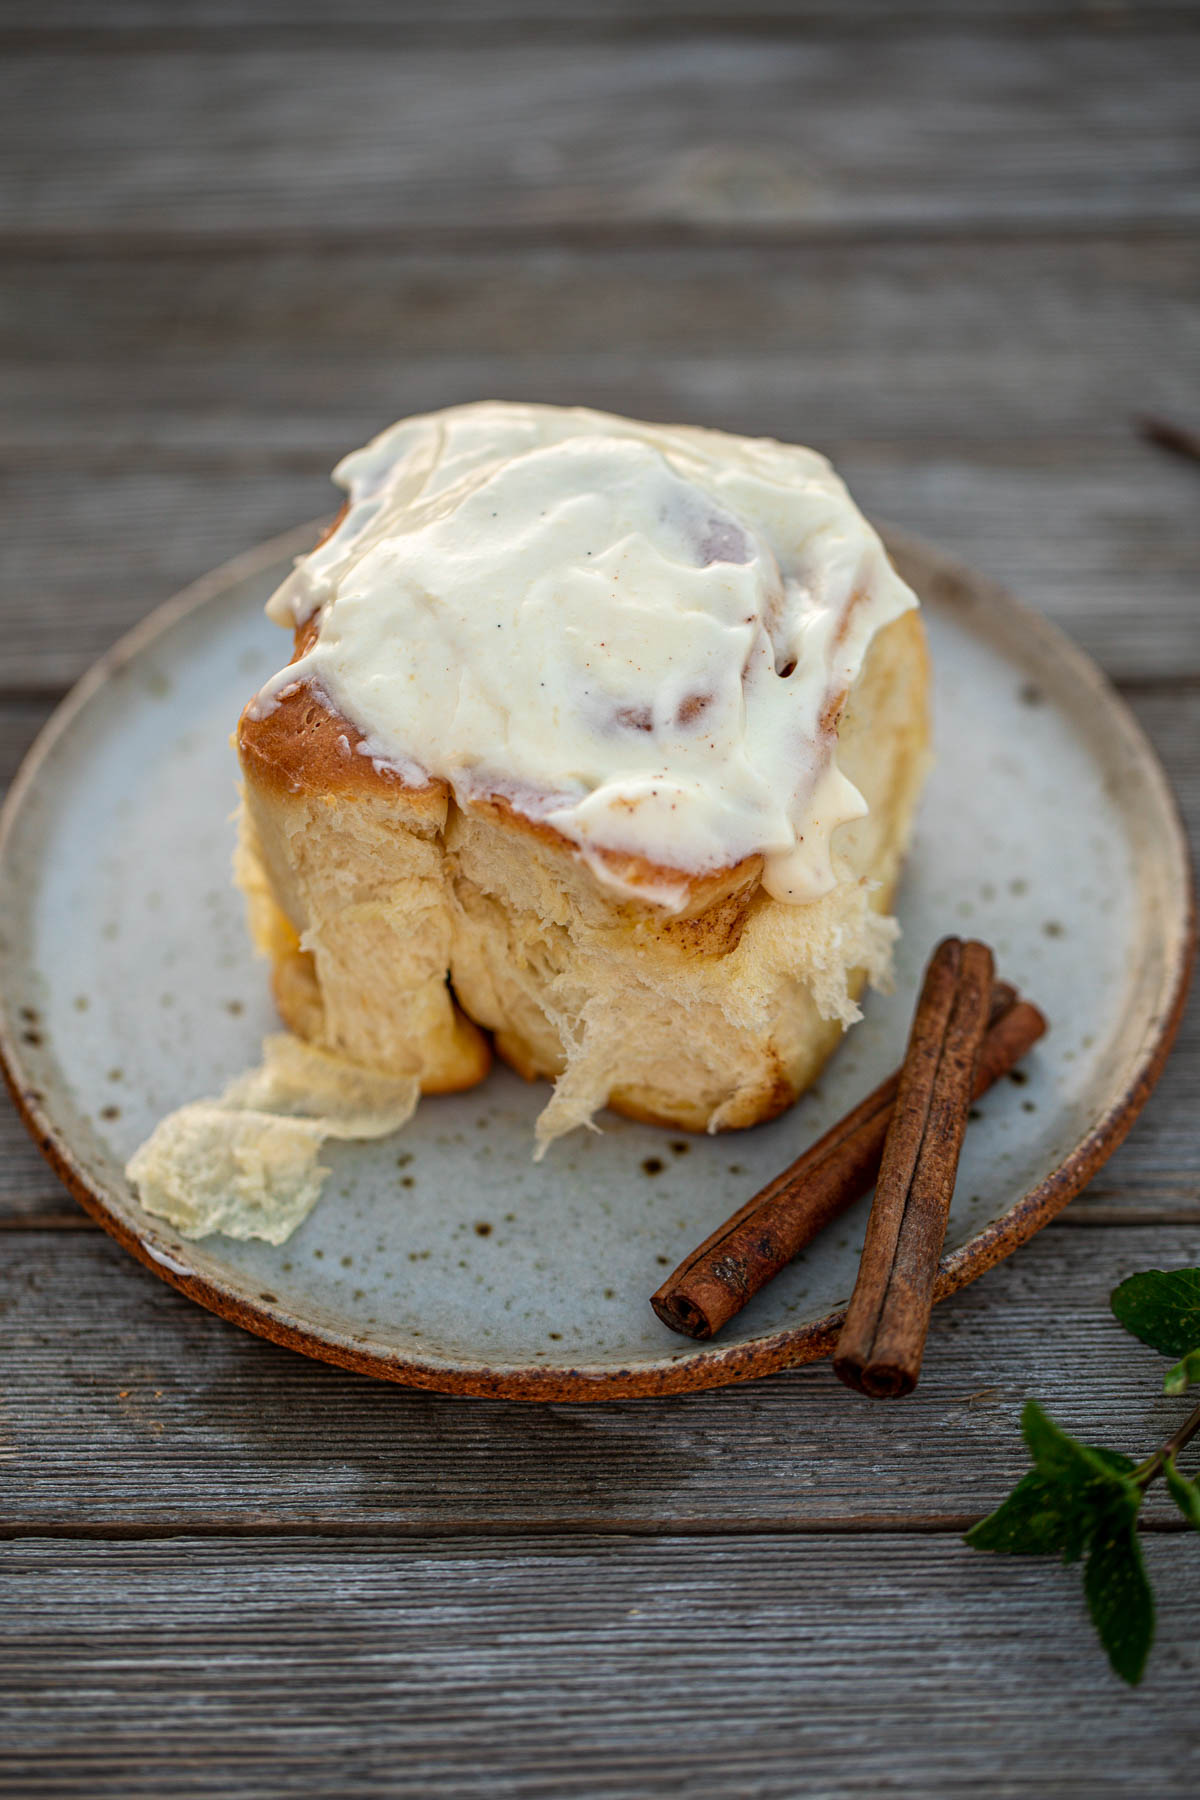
left=1, top=34, right=1197, bottom=241
left=5, top=240, right=1198, bottom=450
left=1, top=686, right=1196, bottom=1219
left=1, top=450, right=1198, bottom=687
left=1, top=1224, right=1198, bottom=1527
left=2, top=1533, right=1199, bottom=1798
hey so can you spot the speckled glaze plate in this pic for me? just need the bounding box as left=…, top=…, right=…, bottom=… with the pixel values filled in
left=0, top=526, right=1192, bottom=1398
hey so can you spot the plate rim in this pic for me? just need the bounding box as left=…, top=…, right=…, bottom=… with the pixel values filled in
left=0, top=523, right=1194, bottom=1401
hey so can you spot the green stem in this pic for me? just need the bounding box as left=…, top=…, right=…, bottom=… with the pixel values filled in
left=1132, top=1397, right=1200, bottom=1489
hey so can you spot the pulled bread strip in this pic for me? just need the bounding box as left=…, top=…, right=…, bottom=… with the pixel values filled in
left=833, top=937, right=994, bottom=1399
left=650, top=979, right=1045, bottom=1341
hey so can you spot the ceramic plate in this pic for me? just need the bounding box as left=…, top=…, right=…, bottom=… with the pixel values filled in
left=0, top=527, right=1192, bottom=1398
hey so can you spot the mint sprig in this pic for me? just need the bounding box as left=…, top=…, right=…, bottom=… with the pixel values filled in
left=1110, top=1267, right=1200, bottom=1367
left=966, top=1263, right=1200, bottom=1685
left=1111, top=1267, right=1200, bottom=1397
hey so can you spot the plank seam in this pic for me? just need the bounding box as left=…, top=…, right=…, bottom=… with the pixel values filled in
left=0, top=1516, right=1191, bottom=1543
left=1, top=219, right=1198, bottom=260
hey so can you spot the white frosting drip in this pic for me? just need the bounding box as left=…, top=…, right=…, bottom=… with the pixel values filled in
left=252, top=403, right=917, bottom=906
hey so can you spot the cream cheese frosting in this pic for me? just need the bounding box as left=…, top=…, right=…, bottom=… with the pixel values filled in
left=252, top=402, right=918, bottom=907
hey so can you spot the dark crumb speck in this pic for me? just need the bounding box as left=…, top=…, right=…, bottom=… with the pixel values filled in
left=396, top=1152, right=412, bottom=1168
left=1043, top=920, right=1065, bottom=938
left=1009, top=1068, right=1029, bottom=1086
left=21, top=1029, right=43, bottom=1047
left=100, top=1104, right=120, bottom=1121
left=642, top=1157, right=664, bottom=1176
left=548, top=1331, right=562, bottom=1341
left=603, top=1287, right=615, bottom=1299
left=18, top=1006, right=38, bottom=1024
left=504, top=1211, right=516, bottom=1223
left=107, top=1067, right=123, bottom=1083
left=656, top=1255, right=670, bottom=1266
left=1020, top=683, right=1044, bottom=707
left=1022, top=1100, right=1037, bottom=1113
left=225, top=999, right=244, bottom=1016
left=968, top=1107, right=982, bottom=1122
left=340, top=1255, right=352, bottom=1268
left=474, top=1221, right=492, bottom=1237
left=313, top=1249, right=324, bottom=1260
left=258, top=1291, right=278, bottom=1303
left=401, top=1175, right=415, bottom=1189
left=475, top=1116, right=488, bottom=1130
left=727, top=1163, right=744, bottom=1176
left=669, top=1139, right=690, bottom=1155
left=74, top=996, right=90, bottom=1012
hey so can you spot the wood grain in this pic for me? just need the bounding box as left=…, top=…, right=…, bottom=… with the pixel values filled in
left=1, top=33, right=1198, bottom=241
left=2, top=1534, right=1199, bottom=1799
left=6, top=240, right=1198, bottom=446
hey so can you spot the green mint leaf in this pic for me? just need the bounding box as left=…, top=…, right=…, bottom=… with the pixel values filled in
left=968, top=1407, right=1140, bottom=1566
left=1083, top=1495, right=1155, bottom=1685
left=1084, top=1444, right=1141, bottom=1477
left=1021, top=1399, right=1137, bottom=1490
left=1163, top=1457, right=1200, bottom=1530
left=966, top=1471, right=1093, bottom=1559
left=1164, top=1347, right=1200, bottom=1396
left=1110, top=1268, right=1200, bottom=1360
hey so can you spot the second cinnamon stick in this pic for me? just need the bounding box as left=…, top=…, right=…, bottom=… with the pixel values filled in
left=651, top=980, right=1044, bottom=1341
left=833, top=937, right=995, bottom=1398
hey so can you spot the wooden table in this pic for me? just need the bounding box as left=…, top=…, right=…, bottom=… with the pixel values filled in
left=3, top=5, right=1198, bottom=1793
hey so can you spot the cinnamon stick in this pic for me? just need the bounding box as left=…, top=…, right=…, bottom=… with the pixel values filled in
left=650, top=979, right=1044, bottom=1341
left=833, top=937, right=994, bottom=1399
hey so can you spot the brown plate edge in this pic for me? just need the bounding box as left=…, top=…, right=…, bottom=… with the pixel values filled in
left=0, top=523, right=1194, bottom=1403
